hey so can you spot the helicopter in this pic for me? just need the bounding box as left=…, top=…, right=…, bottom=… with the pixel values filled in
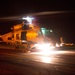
left=0, top=11, right=73, bottom=52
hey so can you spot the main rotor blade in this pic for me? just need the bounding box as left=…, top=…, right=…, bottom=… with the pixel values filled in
left=0, top=11, right=74, bottom=20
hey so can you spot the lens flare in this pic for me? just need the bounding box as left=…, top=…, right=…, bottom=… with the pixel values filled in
left=34, top=43, right=55, bottom=51
left=22, top=16, right=34, bottom=24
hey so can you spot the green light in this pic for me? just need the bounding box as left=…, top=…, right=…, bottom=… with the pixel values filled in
left=41, top=30, right=45, bottom=35
left=41, top=28, right=46, bottom=35
left=41, top=28, right=53, bottom=35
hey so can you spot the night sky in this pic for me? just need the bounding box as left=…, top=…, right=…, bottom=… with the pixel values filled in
left=0, top=1, right=75, bottom=43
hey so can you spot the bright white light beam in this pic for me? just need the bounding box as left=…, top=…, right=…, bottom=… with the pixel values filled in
left=22, top=16, right=34, bottom=24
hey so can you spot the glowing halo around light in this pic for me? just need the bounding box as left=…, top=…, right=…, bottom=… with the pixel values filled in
left=22, top=16, right=34, bottom=24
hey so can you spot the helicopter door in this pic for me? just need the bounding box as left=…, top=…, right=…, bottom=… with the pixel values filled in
left=21, top=32, right=27, bottom=40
